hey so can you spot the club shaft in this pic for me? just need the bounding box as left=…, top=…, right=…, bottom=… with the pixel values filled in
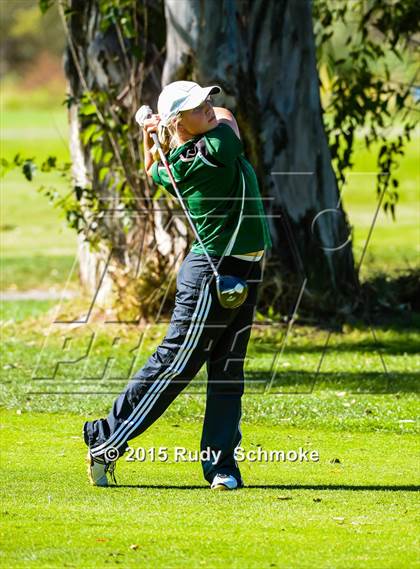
left=150, top=132, right=219, bottom=278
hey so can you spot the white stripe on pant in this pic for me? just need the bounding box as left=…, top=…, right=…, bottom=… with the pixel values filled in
left=90, top=280, right=212, bottom=459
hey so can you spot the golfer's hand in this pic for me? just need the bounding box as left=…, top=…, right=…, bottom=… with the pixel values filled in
left=142, top=114, right=160, bottom=174
left=143, top=115, right=160, bottom=143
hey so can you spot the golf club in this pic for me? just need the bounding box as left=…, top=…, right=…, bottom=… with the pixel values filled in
left=135, top=104, right=248, bottom=310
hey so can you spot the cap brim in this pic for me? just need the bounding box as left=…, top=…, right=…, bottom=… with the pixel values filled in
left=179, top=85, right=222, bottom=112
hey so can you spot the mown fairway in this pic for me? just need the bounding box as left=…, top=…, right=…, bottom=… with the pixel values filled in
left=1, top=103, right=419, bottom=568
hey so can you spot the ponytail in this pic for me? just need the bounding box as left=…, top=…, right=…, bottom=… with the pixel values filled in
left=151, top=114, right=182, bottom=162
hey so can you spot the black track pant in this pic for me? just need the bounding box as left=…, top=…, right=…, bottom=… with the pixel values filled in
left=84, top=251, right=262, bottom=485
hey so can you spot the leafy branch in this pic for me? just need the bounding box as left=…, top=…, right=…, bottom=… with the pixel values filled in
left=313, top=0, right=419, bottom=220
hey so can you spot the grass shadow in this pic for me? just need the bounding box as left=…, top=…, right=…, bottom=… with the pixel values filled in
left=110, top=483, right=420, bottom=492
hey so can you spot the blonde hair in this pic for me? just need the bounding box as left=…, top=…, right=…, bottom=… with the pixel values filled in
left=152, top=113, right=183, bottom=161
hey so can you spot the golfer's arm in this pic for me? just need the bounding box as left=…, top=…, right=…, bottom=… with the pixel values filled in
left=213, top=107, right=241, bottom=139
left=143, top=128, right=154, bottom=176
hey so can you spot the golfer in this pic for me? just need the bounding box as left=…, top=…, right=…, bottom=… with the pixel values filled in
left=84, top=81, right=272, bottom=490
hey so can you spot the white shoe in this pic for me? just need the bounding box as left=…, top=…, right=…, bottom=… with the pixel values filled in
left=210, top=474, right=240, bottom=491
left=86, top=451, right=117, bottom=487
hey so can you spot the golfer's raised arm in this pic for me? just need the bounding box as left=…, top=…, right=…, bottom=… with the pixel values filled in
left=213, top=107, right=241, bottom=139
left=142, top=115, right=160, bottom=175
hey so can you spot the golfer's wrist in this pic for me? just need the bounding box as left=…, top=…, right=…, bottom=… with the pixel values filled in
left=143, top=127, right=152, bottom=146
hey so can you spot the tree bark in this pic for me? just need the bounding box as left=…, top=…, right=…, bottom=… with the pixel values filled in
left=163, top=0, right=359, bottom=316
left=62, top=0, right=187, bottom=318
left=62, top=0, right=359, bottom=320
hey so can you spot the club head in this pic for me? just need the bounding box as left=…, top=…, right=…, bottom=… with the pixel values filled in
left=216, top=275, right=248, bottom=309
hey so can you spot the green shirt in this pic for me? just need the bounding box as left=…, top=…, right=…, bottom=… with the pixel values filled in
left=151, top=123, right=272, bottom=256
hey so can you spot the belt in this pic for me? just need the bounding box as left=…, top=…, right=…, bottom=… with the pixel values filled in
left=231, top=250, right=264, bottom=262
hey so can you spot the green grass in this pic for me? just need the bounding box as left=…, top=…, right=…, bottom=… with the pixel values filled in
left=342, top=136, right=420, bottom=278
left=1, top=409, right=419, bottom=569
left=1, top=287, right=419, bottom=569
left=1, top=107, right=78, bottom=291
left=1, top=300, right=419, bottom=430
left=0, top=298, right=56, bottom=322
left=1, top=107, right=70, bottom=160
left=0, top=167, right=78, bottom=291
left=1, top=104, right=419, bottom=568
left=1, top=255, right=78, bottom=291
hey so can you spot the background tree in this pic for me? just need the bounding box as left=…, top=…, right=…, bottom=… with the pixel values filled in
left=0, top=0, right=64, bottom=78
left=8, top=0, right=418, bottom=322
left=61, top=0, right=359, bottom=320
left=58, top=0, right=188, bottom=320
left=160, top=0, right=362, bottom=319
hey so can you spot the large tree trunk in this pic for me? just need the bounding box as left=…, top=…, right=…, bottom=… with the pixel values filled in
left=163, top=0, right=359, bottom=316
left=62, top=0, right=359, bottom=320
left=62, top=0, right=188, bottom=319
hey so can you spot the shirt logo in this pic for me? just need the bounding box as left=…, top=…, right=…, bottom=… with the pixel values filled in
left=179, top=146, right=198, bottom=162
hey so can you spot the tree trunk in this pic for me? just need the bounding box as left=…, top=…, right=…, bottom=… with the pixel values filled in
left=62, top=0, right=188, bottom=319
left=163, top=0, right=359, bottom=316
left=62, top=0, right=359, bottom=320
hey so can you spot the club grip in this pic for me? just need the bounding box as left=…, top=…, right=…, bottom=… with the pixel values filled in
left=135, top=105, right=153, bottom=127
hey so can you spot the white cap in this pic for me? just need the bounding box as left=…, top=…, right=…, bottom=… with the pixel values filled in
left=157, top=81, right=221, bottom=126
